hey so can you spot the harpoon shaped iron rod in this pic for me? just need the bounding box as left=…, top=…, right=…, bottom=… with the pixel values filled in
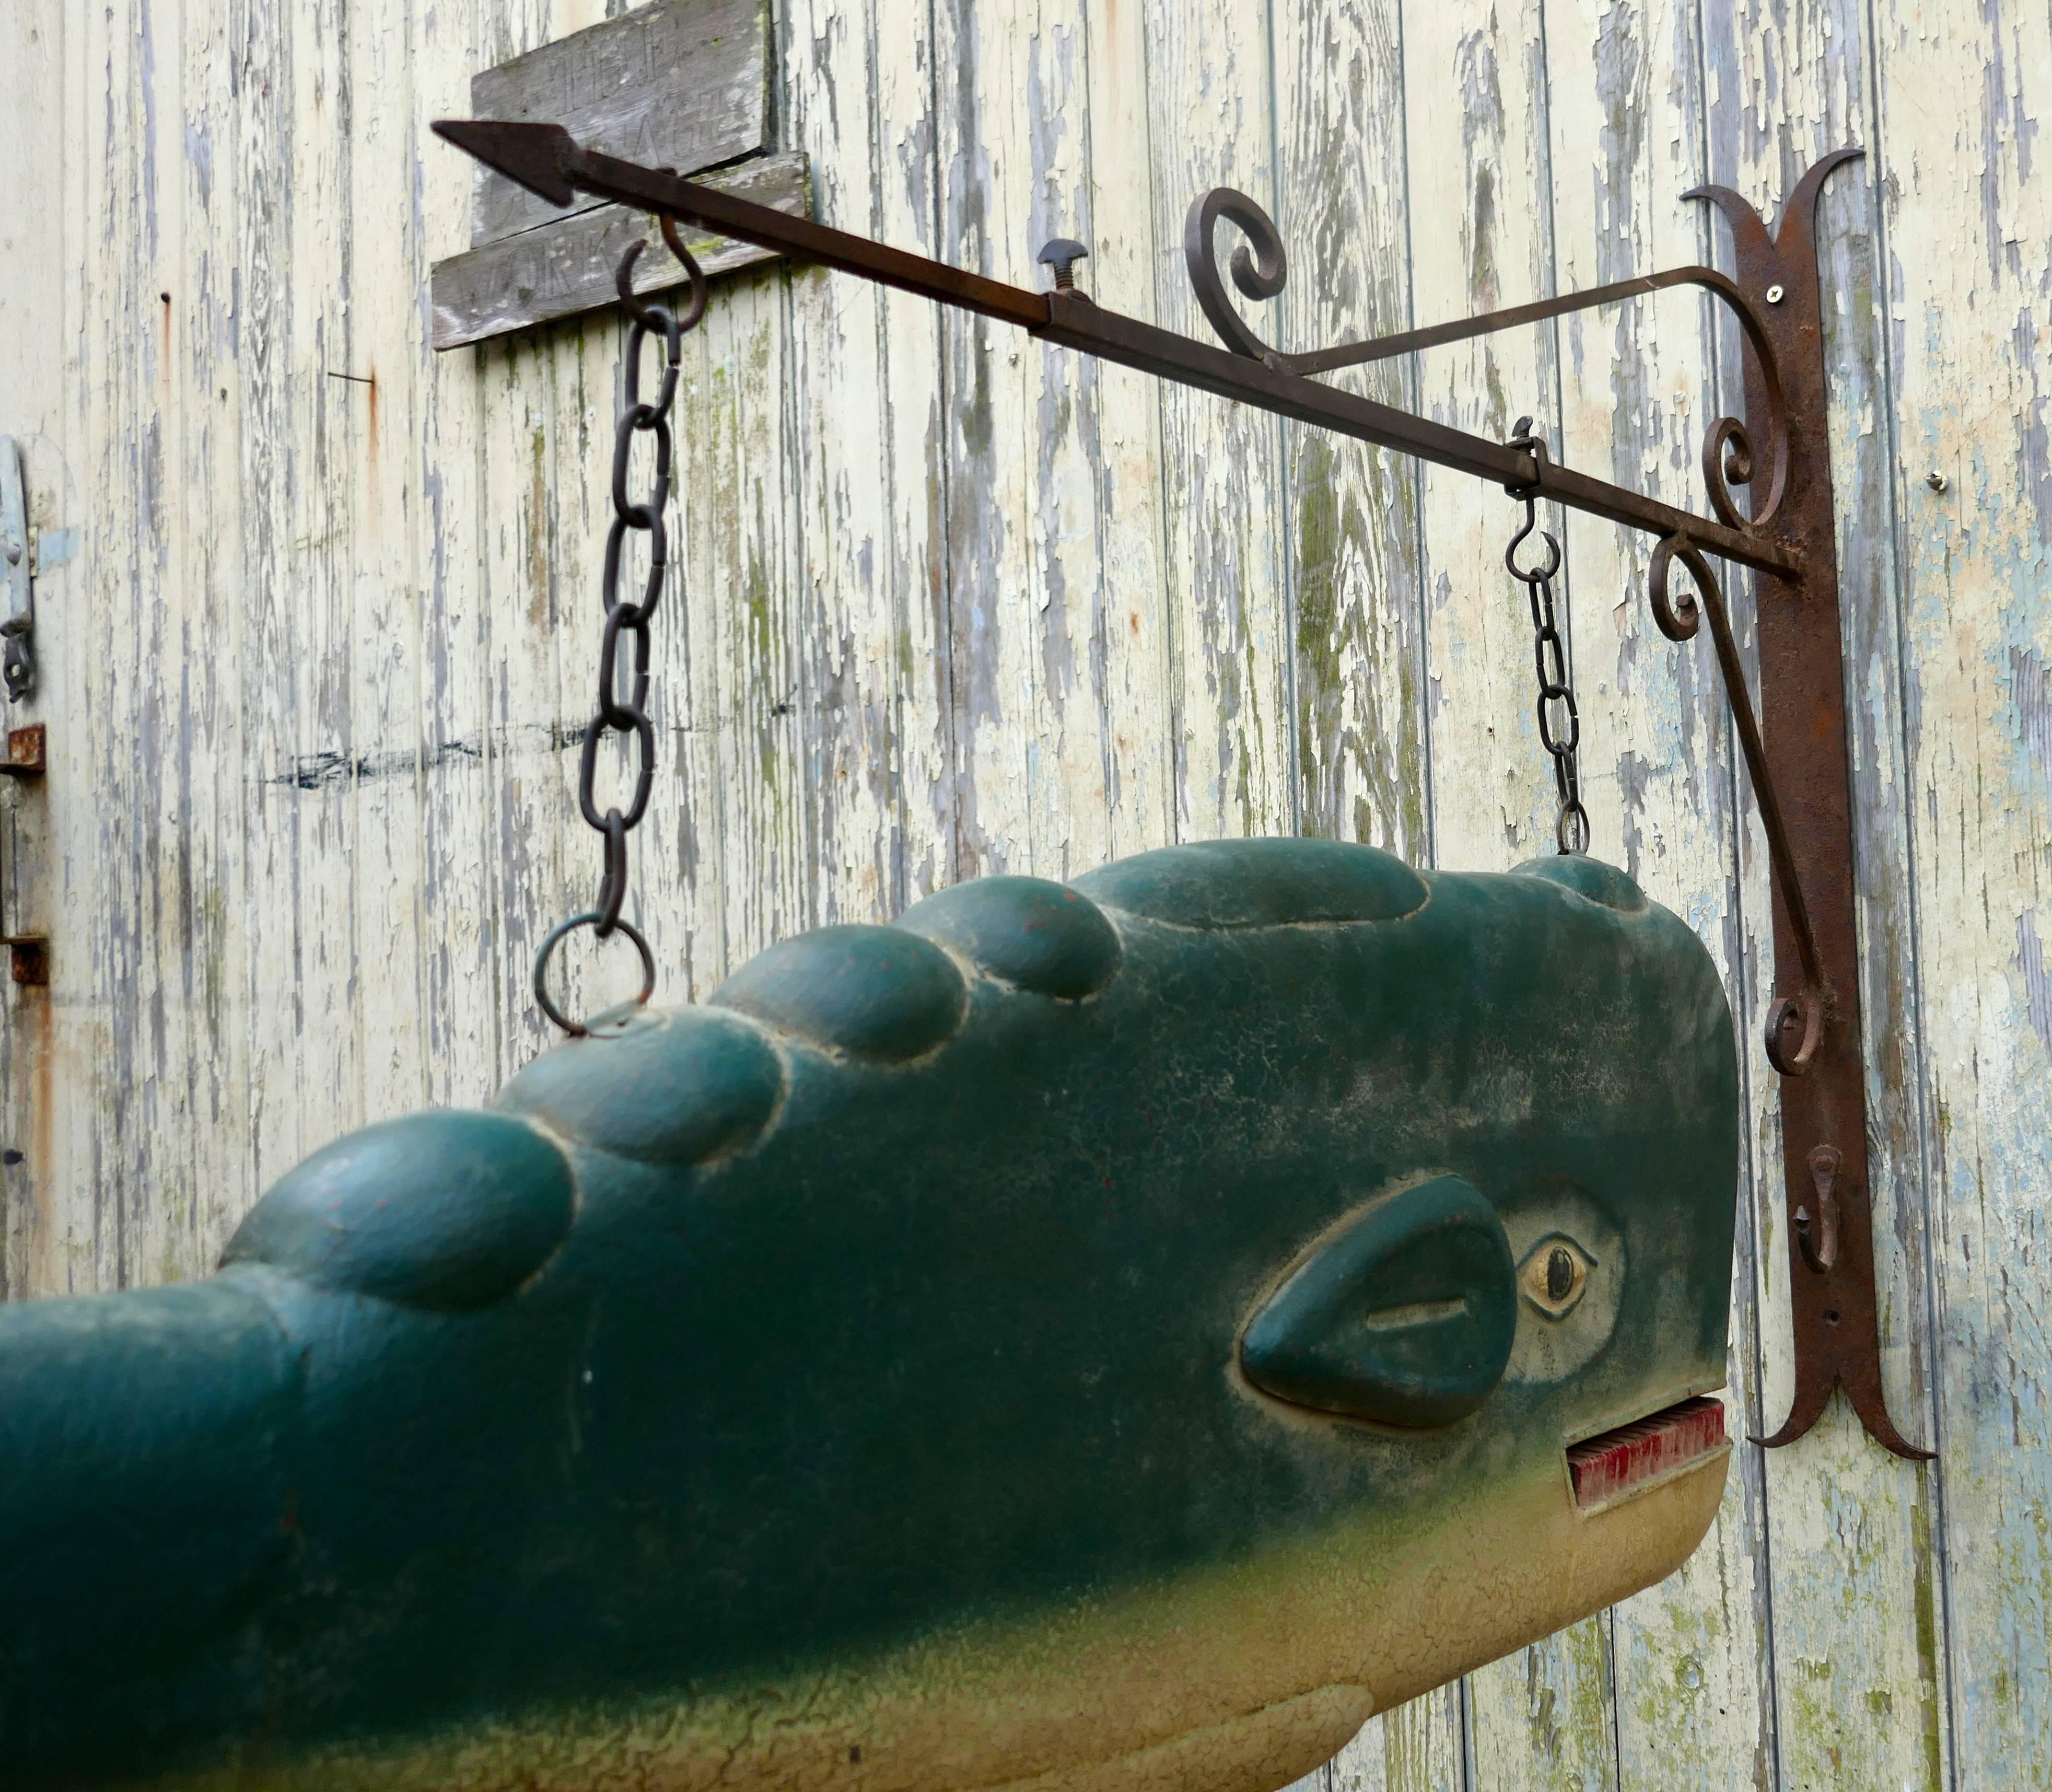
left=432, top=120, right=1799, bottom=581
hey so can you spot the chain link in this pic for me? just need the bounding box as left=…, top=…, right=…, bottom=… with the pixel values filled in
left=534, top=223, right=709, bottom=1036
left=1503, top=417, right=1591, bottom=857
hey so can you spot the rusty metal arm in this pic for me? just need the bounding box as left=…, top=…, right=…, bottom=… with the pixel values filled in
left=1278, top=267, right=1771, bottom=377
left=430, top=121, right=1797, bottom=580
left=1033, top=295, right=1793, bottom=574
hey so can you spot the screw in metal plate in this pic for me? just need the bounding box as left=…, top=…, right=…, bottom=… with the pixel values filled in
left=1037, top=237, right=1089, bottom=294
left=1927, top=470, right=1948, bottom=492
left=1765, top=284, right=1786, bottom=304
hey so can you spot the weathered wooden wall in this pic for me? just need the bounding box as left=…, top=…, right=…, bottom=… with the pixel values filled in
left=0, top=0, right=2045, bottom=1785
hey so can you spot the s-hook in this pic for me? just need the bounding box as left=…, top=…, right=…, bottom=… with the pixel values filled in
left=1503, top=421, right=1589, bottom=857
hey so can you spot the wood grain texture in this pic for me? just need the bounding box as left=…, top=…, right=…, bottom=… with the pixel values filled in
left=0, top=0, right=2045, bottom=1786
left=1274, top=0, right=1428, bottom=857
left=1406, top=0, right=1565, bottom=880
left=1701, top=5, right=1951, bottom=1790
left=430, top=153, right=811, bottom=349
left=788, top=0, right=955, bottom=922
left=1143, top=0, right=1295, bottom=844
left=468, top=0, right=767, bottom=246
left=1870, top=0, right=2052, bottom=1783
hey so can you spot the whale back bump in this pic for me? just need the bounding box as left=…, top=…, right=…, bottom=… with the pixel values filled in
left=220, top=1109, right=575, bottom=1313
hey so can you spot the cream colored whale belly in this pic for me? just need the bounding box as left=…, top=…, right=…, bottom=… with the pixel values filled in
left=152, top=1441, right=1726, bottom=1792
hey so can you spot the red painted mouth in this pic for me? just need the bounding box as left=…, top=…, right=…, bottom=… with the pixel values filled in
left=1567, top=1396, right=1727, bottom=1511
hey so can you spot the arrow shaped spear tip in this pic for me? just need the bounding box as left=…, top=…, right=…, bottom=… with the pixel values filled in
left=431, top=120, right=581, bottom=208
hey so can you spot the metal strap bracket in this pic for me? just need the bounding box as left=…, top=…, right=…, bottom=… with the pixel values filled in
left=0, top=438, right=37, bottom=703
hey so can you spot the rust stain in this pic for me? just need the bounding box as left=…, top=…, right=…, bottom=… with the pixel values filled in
left=26, top=980, right=53, bottom=1294
left=367, top=366, right=381, bottom=531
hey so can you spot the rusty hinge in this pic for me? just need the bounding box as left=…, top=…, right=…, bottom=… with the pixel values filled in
left=0, top=724, right=48, bottom=984
left=0, top=439, right=37, bottom=703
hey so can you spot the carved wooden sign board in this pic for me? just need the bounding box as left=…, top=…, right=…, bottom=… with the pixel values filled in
left=428, top=0, right=810, bottom=348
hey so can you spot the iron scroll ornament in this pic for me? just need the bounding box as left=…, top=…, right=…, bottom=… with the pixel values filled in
left=1181, top=186, right=1791, bottom=534
left=1647, top=533, right=1828, bottom=1077
left=429, top=119, right=1926, bottom=1461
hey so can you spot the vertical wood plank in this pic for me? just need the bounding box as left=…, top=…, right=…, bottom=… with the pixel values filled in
left=865, top=0, right=960, bottom=904
left=0, top=0, right=71, bottom=1299
left=1008, top=0, right=1118, bottom=879
left=287, top=0, right=369, bottom=1165
left=928, top=0, right=1177, bottom=883
left=1327, top=1686, right=1468, bottom=1792
left=1470, top=1614, right=1618, bottom=1792
left=654, top=304, right=737, bottom=1000
left=171, top=0, right=238, bottom=1277
left=696, top=263, right=811, bottom=970
left=1274, top=0, right=1429, bottom=855
left=232, top=0, right=318, bottom=1208
left=473, top=323, right=572, bottom=1069
left=1144, top=0, right=1293, bottom=842
left=416, top=0, right=502, bottom=1109
left=342, top=0, right=436, bottom=1131
left=777, top=0, right=948, bottom=929
left=109, top=0, right=221, bottom=1289
left=1079, top=0, right=1177, bottom=866
left=458, top=5, right=569, bottom=1078
left=173, top=0, right=264, bottom=1272
left=75, top=0, right=130, bottom=1295
left=1406, top=0, right=1565, bottom=876
left=1696, top=2, right=1949, bottom=1789
left=930, top=2, right=1035, bottom=878
left=1870, top=0, right=2052, bottom=1782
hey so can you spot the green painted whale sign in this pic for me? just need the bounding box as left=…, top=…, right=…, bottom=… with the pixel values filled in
left=0, top=840, right=1739, bottom=1791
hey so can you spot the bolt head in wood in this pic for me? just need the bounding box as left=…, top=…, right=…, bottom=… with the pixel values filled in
left=1036, top=237, right=1088, bottom=290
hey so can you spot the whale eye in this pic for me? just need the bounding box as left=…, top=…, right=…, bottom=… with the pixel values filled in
left=1519, top=1235, right=1593, bottom=1319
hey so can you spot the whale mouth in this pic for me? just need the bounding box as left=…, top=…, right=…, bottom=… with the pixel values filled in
left=1566, top=1395, right=1728, bottom=1513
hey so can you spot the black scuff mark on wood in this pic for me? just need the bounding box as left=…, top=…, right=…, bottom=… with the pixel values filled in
left=2015, top=912, right=2052, bottom=1055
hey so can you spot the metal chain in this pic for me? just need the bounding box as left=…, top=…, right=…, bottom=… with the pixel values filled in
left=534, top=220, right=709, bottom=1035
left=1503, top=416, right=1591, bottom=857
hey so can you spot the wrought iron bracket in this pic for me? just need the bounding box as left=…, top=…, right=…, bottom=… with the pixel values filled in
left=1688, top=157, right=1930, bottom=1459
left=433, top=119, right=1925, bottom=1458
